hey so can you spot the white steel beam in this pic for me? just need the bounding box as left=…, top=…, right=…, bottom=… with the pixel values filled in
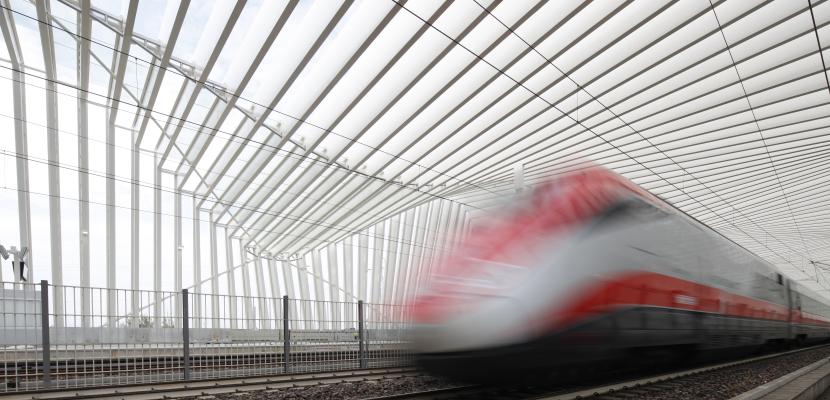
left=77, top=0, right=91, bottom=327
left=357, top=232, right=368, bottom=302
left=371, top=222, right=384, bottom=304
left=105, top=2, right=138, bottom=324
left=311, top=249, right=325, bottom=328
left=342, top=236, right=353, bottom=325
left=238, top=239, right=253, bottom=327
left=326, top=244, right=338, bottom=328
left=225, top=227, right=237, bottom=329
left=0, top=0, right=33, bottom=285
left=382, top=216, right=400, bottom=304
left=34, top=0, right=64, bottom=325
left=209, top=213, right=219, bottom=326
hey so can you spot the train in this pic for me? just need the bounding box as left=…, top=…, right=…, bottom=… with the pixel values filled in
left=407, top=166, right=830, bottom=382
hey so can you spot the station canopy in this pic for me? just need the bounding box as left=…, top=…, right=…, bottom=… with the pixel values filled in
left=0, top=0, right=829, bottom=304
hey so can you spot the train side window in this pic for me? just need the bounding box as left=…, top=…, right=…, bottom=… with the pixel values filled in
left=776, top=273, right=783, bottom=285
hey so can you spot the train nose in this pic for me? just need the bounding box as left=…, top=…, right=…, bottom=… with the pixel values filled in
left=408, top=296, right=526, bottom=353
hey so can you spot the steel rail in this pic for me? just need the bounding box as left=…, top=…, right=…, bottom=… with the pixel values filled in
left=0, top=367, right=418, bottom=400
left=366, top=344, right=830, bottom=400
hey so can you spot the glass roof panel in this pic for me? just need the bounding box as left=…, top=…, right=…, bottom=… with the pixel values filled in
left=4, top=0, right=830, bottom=299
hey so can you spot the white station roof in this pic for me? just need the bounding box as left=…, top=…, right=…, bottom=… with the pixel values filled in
left=0, top=0, right=829, bottom=303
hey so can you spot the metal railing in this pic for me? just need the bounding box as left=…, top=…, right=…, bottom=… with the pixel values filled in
left=0, top=281, right=413, bottom=392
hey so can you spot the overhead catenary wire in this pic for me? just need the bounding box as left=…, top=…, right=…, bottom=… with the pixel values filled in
left=0, top=176, right=455, bottom=261
left=708, top=0, right=815, bottom=263
left=450, top=141, right=830, bottom=209
left=464, top=2, right=829, bottom=184
left=453, top=126, right=830, bottom=201
left=0, top=149, right=457, bottom=256
left=449, top=0, right=829, bottom=188
left=809, top=0, right=830, bottom=96
left=0, top=2, right=504, bottom=200
left=0, top=64, right=480, bottom=209
left=0, top=75, right=454, bottom=239
left=0, top=63, right=481, bottom=253
left=2, top=0, right=829, bottom=292
left=0, top=1, right=494, bottom=253
left=392, top=0, right=818, bottom=283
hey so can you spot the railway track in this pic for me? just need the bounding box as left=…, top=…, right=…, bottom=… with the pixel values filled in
left=1, top=349, right=409, bottom=391
left=368, top=344, right=830, bottom=400
left=0, top=367, right=420, bottom=400
left=5, top=344, right=830, bottom=399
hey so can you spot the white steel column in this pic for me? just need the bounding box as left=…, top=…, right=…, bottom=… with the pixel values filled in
left=297, top=256, right=311, bottom=329
left=0, top=0, right=33, bottom=286
left=175, top=177, right=183, bottom=323
left=326, top=245, right=339, bottom=328
left=35, top=0, right=64, bottom=325
left=77, top=0, right=91, bottom=327
left=281, top=258, right=295, bottom=299
left=153, top=155, right=162, bottom=323
left=357, top=233, right=368, bottom=302
left=414, top=201, right=441, bottom=297
left=192, top=196, right=201, bottom=325
left=209, top=214, right=219, bottom=326
left=371, top=222, right=384, bottom=304
left=225, top=229, right=237, bottom=329
left=404, top=204, right=429, bottom=302
left=267, top=257, right=281, bottom=326
left=393, top=210, right=415, bottom=305
left=311, top=249, right=325, bottom=328
left=382, top=216, right=401, bottom=304
left=343, top=236, right=353, bottom=324
left=105, top=1, right=137, bottom=327
left=281, top=259, right=297, bottom=322
left=253, top=257, right=268, bottom=328
left=132, top=1, right=189, bottom=319
left=238, top=239, right=253, bottom=327
left=427, top=201, right=453, bottom=278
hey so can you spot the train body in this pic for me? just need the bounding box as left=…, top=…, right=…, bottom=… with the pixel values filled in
left=408, top=167, right=830, bottom=381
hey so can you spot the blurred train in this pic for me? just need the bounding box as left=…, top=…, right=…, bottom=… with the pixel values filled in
left=408, top=167, right=830, bottom=382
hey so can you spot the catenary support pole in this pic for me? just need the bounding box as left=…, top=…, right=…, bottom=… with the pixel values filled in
left=182, top=288, right=191, bottom=380
left=358, top=300, right=366, bottom=368
left=283, top=295, right=290, bottom=373
left=39, top=280, right=51, bottom=389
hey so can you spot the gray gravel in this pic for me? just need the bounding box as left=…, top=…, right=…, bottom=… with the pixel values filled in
left=180, top=375, right=456, bottom=400
left=179, top=347, right=830, bottom=399
left=593, top=346, right=830, bottom=400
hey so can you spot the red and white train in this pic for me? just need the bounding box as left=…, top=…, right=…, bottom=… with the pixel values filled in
left=408, top=167, right=830, bottom=381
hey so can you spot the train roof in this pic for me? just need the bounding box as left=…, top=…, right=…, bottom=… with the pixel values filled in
left=554, top=167, right=791, bottom=285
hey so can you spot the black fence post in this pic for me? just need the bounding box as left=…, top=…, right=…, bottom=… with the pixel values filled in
left=182, top=288, right=191, bottom=380
left=358, top=300, right=366, bottom=368
left=283, top=295, right=290, bottom=373
left=39, top=280, right=51, bottom=389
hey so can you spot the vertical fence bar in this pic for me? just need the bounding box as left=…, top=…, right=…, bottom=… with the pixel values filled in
left=283, top=295, right=290, bottom=373
left=358, top=300, right=366, bottom=368
left=182, top=289, right=191, bottom=380
left=39, top=280, right=51, bottom=389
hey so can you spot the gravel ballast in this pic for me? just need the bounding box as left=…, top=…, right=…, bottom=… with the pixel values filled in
left=180, top=375, right=456, bottom=400
left=178, top=346, right=830, bottom=400
left=593, top=346, right=830, bottom=400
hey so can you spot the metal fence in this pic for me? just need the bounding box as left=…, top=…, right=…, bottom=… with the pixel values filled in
left=0, top=281, right=413, bottom=392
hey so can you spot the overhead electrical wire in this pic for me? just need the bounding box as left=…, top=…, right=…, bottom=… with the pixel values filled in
left=708, top=0, right=814, bottom=263
left=0, top=2, right=503, bottom=199
left=809, top=0, right=830, bottom=96
left=392, top=0, right=821, bottom=284
left=454, top=1, right=829, bottom=188
left=2, top=1, right=829, bottom=287
left=0, top=149, right=456, bottom=255
left=0, top=75, right=452, bottom=239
